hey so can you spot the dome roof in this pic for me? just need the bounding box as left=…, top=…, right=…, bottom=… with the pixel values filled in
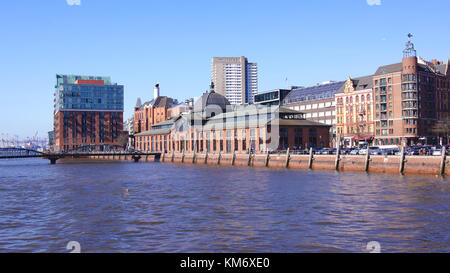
left=194, top=91, right=230, bottom=113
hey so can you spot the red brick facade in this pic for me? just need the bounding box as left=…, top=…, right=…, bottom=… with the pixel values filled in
left=54, top=111, right=123, bottom=151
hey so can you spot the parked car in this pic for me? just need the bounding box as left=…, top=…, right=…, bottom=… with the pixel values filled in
left=431, top=146, right=444, bottom=156
left=350, top=148, right=360, bottom=155
left=364, top=146, right=381, bottom=155
left=380, top=148, right=399, bottom=155
left=370, top=149, right=382, bottom=155
left=318, top=148, right=334, bottom=155
left=406, top=147, right=420, bottom=155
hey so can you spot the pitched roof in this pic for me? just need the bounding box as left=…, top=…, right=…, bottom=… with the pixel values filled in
left=336, top=75, right=373, bottom=94
left=135, top=96, right=176, bottom=110
left=374, top=63, right=402, bottom=75
left=435, top=64, right=447, bottom=75
left=153, top=96, right=175, bottom=108
left=135, top=128, right=172, bottom=136
left=283, top=81, right=345, bottom=104
left=274, top=119, right=331, bottom=127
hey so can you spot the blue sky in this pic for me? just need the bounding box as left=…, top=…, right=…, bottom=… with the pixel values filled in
left=0, top=0, right=449, bottom=138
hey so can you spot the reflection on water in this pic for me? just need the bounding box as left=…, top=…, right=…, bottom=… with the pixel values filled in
left=0, top=158, right=448, bottom=252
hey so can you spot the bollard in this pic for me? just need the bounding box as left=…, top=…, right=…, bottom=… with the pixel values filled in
left=231, top=151, right=236, bottom=166
left=364, top=148, right=371, bottom=172
left=171, top=150, right=175, bottom=162
left=335, top=144, right=341, bottom=171
left=218, top=151, right=221, bottom=165
left=161, top=151, right=165, bottom=162
left=399, top=146, right=406, bottom=175
left=308, top=147, right=314, bottom=169
left=265, top=151, right=270, bottom=167
left=181, top=149, right=185, bottom=163
left=285, top=148, right=290, bottom=169
left=205, top=151, right=208, bottom=164
left=248, top=150, right=252, bottom=166
left=440, top=146, right=446, bottom=176
left=192, top=150, right=196, bottom=164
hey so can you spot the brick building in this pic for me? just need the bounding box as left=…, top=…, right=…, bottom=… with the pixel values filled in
left=335, top=76, right=374, bottom=147
left=133, top=84, right=178, bottom=134
left=135, top=89, right=331, bottom=153
left=282, top=81, right=345, bottom=146
left=53, top=75, right=124, bottom=151
left=372, top=37, right=450, bottom=146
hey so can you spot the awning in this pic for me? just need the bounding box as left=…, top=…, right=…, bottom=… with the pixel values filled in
left=351, top=136, right=374, bottom=141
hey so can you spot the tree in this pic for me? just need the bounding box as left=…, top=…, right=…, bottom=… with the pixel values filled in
left=117, top=132, right=129, bottom=148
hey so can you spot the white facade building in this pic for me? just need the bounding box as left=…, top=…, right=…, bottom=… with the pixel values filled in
left=212, top=56, right=258, bottom=105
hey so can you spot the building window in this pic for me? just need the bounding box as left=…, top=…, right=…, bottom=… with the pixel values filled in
left=259, top=128, right=264, bottom=152
left=294, top=128, right=303, bottom=150
left=280, top=128, right=288, bottom=150
left=309, top=128, right=317, bottom=148
left=242, top=129, right=247, bottom=151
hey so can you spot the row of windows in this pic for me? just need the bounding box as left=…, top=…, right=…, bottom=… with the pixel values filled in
left=337, top=94, right=372, bottom=104
left=287, top=102, right=335, bottom=111
left=375, top=77, right=392, bottom=86
left=337, top=126, right=373, bottom=135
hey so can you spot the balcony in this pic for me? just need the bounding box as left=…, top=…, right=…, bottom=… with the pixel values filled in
left=402, top=98, right=418, bottom=102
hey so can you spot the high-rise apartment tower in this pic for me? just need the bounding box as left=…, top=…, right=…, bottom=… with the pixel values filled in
left=211, top=56, right=258, bottom=104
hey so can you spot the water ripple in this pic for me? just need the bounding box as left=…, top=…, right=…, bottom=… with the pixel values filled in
left=0, top=159, right=448, bottom=252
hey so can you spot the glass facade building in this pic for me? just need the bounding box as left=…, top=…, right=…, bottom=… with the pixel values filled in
left=55, top=74, right=123, bottom=112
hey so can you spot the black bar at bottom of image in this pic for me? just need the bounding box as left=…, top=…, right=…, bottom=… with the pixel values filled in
left=0, top=253, right=444, bottom=272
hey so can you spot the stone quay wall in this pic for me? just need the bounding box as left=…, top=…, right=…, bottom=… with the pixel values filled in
left=87, top=151, right=449, bottom=176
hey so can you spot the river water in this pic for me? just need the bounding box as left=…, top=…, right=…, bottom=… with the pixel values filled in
left=0, top=158, right=448, bottom=252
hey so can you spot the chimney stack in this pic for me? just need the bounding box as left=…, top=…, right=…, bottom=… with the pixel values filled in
left=154, top=83, right=160, bottom=100
left=432, top=59, right=443, bottom=65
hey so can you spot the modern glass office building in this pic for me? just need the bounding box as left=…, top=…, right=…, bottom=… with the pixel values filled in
left=54, top=74, right=123, bottom=111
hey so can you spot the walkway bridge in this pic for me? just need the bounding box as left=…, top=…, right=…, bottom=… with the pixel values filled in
left=0, top=145, right=160, bottom=164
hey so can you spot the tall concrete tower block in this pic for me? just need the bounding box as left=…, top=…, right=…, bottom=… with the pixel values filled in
left=211, top=56, right=258, bottom=105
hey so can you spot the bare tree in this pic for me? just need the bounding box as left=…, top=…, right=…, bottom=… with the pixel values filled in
left=117, top=133, right=129, bottom=148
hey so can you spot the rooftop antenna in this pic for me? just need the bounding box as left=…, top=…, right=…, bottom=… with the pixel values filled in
left=285, top=77, right=288, bottom=88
